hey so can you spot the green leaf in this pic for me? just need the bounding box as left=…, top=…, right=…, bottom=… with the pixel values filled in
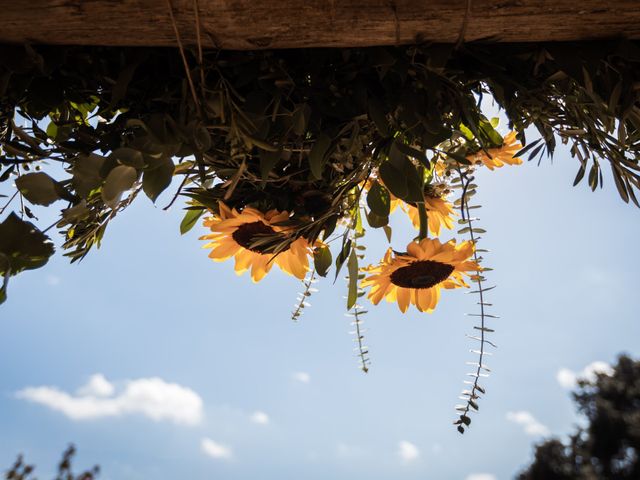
left=443, top=147, right=472, bottom=165
left=365, top=180, right=391, bottom=226
left=365, top=210, right=388, bottom=228
left=142, top=158, right=175, bottom=202
left=259, top=150, right=281, bottom=182
left=478, top=118, right=503, bottom=147
left=393, top=140, right=429, bottom=169
left=334, top=237, right=352, bottom=281
left=421, top=125, right=451, bottom=148
left=72, top=153, right=106, bottom=198
left=458, top=124, right=474, bottom=141
left=368, top=98, right=390, bottom=137
left=180, top=208, right=204, bottom=235
left=62, top=200, right=90, bottom=223
left=384, top=146, right=424, bottom=202
left=292, top=103, right=311, bottom=136
left=0, top=253, right=10, bottom=305
left=110, top=60, right=140, bottom=107
left=322, top=215, right=338, bottom=240
left=193, top=124, right=212, bottom=152
left=515, top=138, right=542, bottom=158
left=366, top=182, right=390, bottom=217
left=313, top=244, right=332, bottom=277
left=46, top=120, right=58, bottom=140
left=111, top=147, right=145, bottom=168
left=15, top=172, right=60, bottom=206
left=354, top=206, right=364, bottom=235
left=382, top=225, right=392, bottom=242
left=309, top=134, right=332, bottom=179
left=588, top=163, right=599, bottom=191
left=0, top=212, right=55, bottom=275
left=102, top=165, right=137, bottom=208
left=611, top=165, right=630, bottom=203
left=379, top=162, right=407, bottom=200
left=347, top=249, right=359, bottom=309
left=0, top=166, right=15, bottom=183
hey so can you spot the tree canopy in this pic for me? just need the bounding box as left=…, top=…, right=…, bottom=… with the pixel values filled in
left=518, top=355, right=640, bottom=480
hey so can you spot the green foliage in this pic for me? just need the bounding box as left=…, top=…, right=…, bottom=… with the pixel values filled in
left=1, top=40, right=639, bottom=303
left=517, top=355, right=640, bottom=480
left=312, top=244, right=332, bottom=277
left=0, top=213, right=54, bottom=304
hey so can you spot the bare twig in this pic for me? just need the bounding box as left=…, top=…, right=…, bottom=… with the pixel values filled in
left=166, top=0, right=201, bottom=117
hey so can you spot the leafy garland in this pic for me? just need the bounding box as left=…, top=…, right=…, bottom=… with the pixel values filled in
left=1, top=40, right=639, bottom=431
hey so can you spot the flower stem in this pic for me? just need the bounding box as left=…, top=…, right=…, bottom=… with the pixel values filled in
left=417, top=165, right=428, bottom=240
left=417, top=202, right=428, bottom=240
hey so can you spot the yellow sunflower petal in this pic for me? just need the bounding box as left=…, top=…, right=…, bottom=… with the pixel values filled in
left=250, top=255, right=272, bottom=283
left=396, top=287, right=411, bottom=313
left=207, top=241, right=241, bottom=261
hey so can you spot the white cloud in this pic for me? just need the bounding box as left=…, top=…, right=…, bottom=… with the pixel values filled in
left=556, top=361, right=613, bottom=389
left=292, top=372, right=310, bottom=384
left=506, top=411, right=550, bottom=436
left=76, top=374, right=115, bottom=397
left=466, top=474, right=497, bottom=480
left=250, top=411, right=269, bottom=425
left=556, top=368, right=577, bottom=389
left=201, top=438, right=233, bottom=460
left=398, top=440, right=420, bottom=462
left=16, top=375, right=203, bottom=425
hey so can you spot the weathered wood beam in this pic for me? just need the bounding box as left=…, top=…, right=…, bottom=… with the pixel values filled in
left=2, top=0, right=640, bottom=50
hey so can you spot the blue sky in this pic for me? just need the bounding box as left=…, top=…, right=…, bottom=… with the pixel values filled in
left=1, top=125, right=639, bottom=479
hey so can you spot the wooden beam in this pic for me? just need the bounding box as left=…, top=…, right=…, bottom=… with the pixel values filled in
left=2, top=0, right=640, bottom=50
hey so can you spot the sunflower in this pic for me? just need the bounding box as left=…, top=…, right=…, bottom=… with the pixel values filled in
left=402, top=193, right=456, bottom=236
left=361, top=238, right=479, bottom=313
left=467, top=131, right=523, bottom=170
left=201, top=202, right=312, bottom=282
left=364, top=178, right=455, bottom=235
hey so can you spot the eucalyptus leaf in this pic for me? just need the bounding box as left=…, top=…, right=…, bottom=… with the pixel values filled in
left=379, top=162, right=407, bottom=200
left=366, top=181, right=390, bottom=217
left=382, top=225, right=393, bottom=242
left=368, top=98, right=390, bottom=137
left=15, top=172, right=60, bottom=206
left=102, top=165, right=137, bottom=208
left=0, top=212, right=54, bottom=275
left=292, top=103, right=311, bottom=136
left=334, top=237, right=352, bottom=282
left=72, top=154, right=106, bottom=198
left=309, top=134, right=332, bottom=179
left=180, top=208, right=204, bottom=235
left=0, top=253, right=9, bottom=305
left=111, top=147, right=144, bottom=169
left=347, top=249, right=359, bottom=309
left=365, top=210, right=388, bottom=228
left=393, top=140, right=429, bottom=168
left=142, top=158, right=174, bottom=202
left=61, top=200, right=89, bottom=223
left=259, top=150, right=281, bottom=182
left=313, top=244, right=332, bottom=277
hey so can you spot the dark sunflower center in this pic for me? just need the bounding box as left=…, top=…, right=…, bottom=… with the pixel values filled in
left=390, top=260, right=454, bottom=289
left=232, top=221, right=278, bottom=253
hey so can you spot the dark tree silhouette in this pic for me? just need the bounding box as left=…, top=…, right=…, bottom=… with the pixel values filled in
left=517, top=355, right=640, bottom=479
left=5, top=445, right=99, bottom=480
